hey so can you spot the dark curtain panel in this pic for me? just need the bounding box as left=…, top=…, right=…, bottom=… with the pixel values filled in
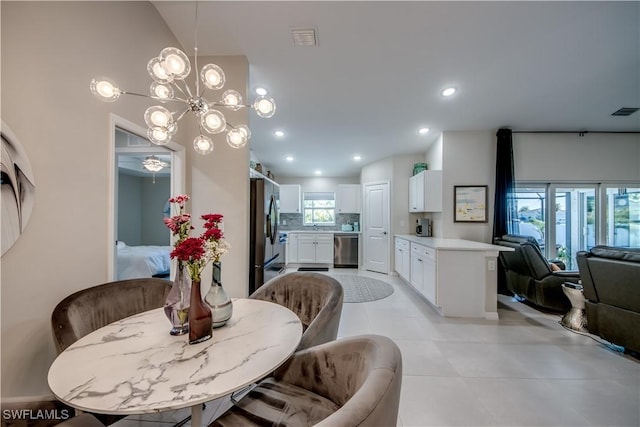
left=493, top=128, right=516, bottom=295
left=493, top=128, right=516, bottom=238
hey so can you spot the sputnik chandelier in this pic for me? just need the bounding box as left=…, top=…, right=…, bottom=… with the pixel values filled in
left=90, top=5, right=275, bottom=155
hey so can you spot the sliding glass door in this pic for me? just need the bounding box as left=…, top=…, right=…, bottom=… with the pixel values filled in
left=551, top=185, right=597, bottom=269
left=605, top=186, right=640, bottom=248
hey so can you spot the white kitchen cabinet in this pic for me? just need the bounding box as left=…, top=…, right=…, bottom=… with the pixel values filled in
left=395, top=234, right=511, bottom=319
left=410, top=243, right=436, bottom=302
left=286, top=233, right=298, bottom=264
left=314, top=234, right=334, bottom=263
left=336, top=184, right=361, bottom=214
left=280, top=185, right=301, bottom=213
left=394, top=237, right=410, bottom=281
left=409, top=170, right=442, bottom=212
left=295, top=233, right=334, bottom=264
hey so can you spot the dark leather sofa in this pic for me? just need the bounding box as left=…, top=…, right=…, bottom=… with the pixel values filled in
left=494, top=234, right=580, bottom=312
left=576, top=246, right=640, bottom=354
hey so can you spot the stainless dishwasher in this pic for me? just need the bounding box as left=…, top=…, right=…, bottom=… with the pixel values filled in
left=334, top=234, right=359, bottom=268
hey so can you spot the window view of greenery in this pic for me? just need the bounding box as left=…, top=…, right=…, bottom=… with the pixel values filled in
left=512, top=184, right=639, bottom=269
left=554, top=187, right=595, bottom=269
left=511, top=187, right=547, bottom=248
left=607, top=188, right=640, bottom=248
left=303, top=192, right=335, bottom=225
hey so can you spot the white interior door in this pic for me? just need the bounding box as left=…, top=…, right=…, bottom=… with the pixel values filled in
left=364, top=182, right=390, bottom=274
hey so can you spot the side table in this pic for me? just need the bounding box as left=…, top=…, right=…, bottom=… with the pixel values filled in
left=561, top=282, right=588, bottom=332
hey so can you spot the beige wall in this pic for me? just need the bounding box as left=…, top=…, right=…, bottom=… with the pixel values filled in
left=439, top=130, right=496, bottom=242
left=513, top=133, right=640, bottom=182
left=1, top=2, right=250, bottom=397
left=187, top=55, right=250, bottom=300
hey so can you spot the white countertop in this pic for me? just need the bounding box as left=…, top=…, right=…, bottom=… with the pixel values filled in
left=284, top=230, right=360, bottom=234
left=395, top=234, right=513, bottom=252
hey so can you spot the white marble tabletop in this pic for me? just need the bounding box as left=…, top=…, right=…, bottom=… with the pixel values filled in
left=47, top=299, right=302, bottom=426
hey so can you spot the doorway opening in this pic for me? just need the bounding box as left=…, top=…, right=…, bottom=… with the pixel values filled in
left=108, top=114, right=185, bottom=281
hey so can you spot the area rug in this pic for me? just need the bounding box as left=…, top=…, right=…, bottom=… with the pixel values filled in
left=331, top=275, right=394, bottom=303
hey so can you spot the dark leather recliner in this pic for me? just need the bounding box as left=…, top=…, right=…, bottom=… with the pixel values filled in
left=576, top=246, right=640, bottom=354
left=494, top=234, right=580, bottom=311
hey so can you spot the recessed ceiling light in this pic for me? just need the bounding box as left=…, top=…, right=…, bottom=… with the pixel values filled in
left=418, top=127, right=430, bottom=135
left=255, top=87, right=267, bottom=96
left=441, top=87, right=457, bottom=97
left=274, top=130, right=285, bottom=138
left=315, top=169, right=322, bottom=175
left=353, top=155, right=362, bottom=161
left=285, top=155, right=294, bottom=162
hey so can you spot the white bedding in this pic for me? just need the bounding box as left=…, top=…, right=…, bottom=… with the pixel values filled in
left=117, top=243, right=171, bottom=280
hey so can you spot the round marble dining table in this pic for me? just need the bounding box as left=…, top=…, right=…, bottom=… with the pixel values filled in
left=48, top=298, right=302, bottom=427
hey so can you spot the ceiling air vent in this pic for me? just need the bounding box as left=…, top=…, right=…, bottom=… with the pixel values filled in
left=291, top=27, right=318, bottom=47
left=611, top=107, right=639, bottom=116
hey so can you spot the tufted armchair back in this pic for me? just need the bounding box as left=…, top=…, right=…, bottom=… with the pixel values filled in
left=51, top=278, right=171, bottom=353
left=249, top=272, right=343, bottom=351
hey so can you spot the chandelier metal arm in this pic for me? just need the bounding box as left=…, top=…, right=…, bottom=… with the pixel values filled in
left=170, top=82, right=189, bottom=99
left=175, top=106, right=191, bottom=123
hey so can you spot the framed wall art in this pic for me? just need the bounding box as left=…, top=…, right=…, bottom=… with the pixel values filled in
left=454, top=185, right=488, bottom=223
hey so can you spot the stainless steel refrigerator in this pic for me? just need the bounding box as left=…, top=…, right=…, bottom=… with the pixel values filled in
left=249, top=177, right=284, bottom=294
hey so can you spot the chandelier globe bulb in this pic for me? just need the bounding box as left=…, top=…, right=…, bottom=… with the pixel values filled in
left=150, top=82, right=174, bottom=101
left=147, top=127, right=171, bottom=146
left=200, top=64, right=226, bottom=90
left=237, top=124, right=251, bottom=140
left=193, top=135, right=214, bottom=155
left=159, top=47, right=191, bottom=80
left=147, top=57, right=173, bottom=84
left=201, top=110, right=227, bottom=134
left=90, top=78, right=121, bottom=102
left=222, top=90, right=243, bottom=111
left=144, top=106, right=173, bottom=129
left=254, top=96, right=276, bottom=118
left=226, top=128, right=248, bottom=149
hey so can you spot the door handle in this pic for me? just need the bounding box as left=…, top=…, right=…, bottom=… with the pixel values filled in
left=382, top=231, right=388, bottom=235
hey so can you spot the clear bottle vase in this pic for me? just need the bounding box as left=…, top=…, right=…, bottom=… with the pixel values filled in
left=164, top=262, right=190, bottom=336
left=189, top=279, right=212, bottom=344
left=205, top=262, right=233, bottom=328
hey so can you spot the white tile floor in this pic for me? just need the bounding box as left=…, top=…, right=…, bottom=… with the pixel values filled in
left=113, top=268, right=640, bottom=427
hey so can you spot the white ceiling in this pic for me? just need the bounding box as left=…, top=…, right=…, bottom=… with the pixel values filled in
left=152, top=1, right=640, bottom=178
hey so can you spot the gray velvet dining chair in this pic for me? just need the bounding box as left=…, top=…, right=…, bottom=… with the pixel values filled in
left=249, top=272, right=344, bottom=350
left=51, top=277, right=171, bottom=353
left=50, top=277, right=171, bottom=426
left=209, top=334, right=403, bottom=427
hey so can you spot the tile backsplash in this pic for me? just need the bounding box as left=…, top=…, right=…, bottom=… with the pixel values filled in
left=280, top=213, right=360, bottom=231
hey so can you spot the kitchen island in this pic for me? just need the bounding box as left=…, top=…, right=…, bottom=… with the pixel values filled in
left=395, top=235, right=513, bottom=320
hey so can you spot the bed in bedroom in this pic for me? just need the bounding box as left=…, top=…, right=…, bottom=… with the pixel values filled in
left=116, top=241, right=172, bottom=280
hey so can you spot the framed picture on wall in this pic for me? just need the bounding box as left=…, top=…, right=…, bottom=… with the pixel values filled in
left=454, top=185, right=488, bottom=223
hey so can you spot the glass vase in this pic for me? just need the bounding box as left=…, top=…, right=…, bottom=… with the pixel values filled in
left=189, top=279, right=212, bottom=344
left=205, top=262, right=233, bottom=328
left=164, top=262, right=190, bottom=336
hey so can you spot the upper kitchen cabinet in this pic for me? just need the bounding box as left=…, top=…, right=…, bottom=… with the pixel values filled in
left=336, top=184, right=361, bottom=214
left=409, top=170, right=442, bottom=212
left=280, top=184, right=301, bottom=213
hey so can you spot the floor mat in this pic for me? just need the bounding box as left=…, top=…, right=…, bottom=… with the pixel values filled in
left=297, top=267, right=329, bottom=272
left=331, top=275, right=394, bottom=303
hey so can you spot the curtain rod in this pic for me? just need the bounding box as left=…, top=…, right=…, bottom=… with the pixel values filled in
left=511, top=130, right=639, bottom=135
